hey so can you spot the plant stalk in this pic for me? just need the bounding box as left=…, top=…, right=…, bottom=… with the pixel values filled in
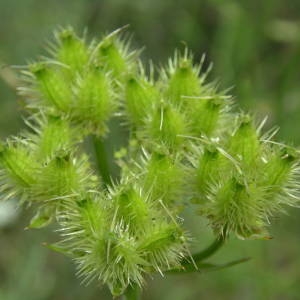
left=176, top=235, right=226, bottom=273
left=192, top=235, right=225, bottom=263
left=92, top=135, right=112, bottom=186
left=121, top=284, right=141, bottom=300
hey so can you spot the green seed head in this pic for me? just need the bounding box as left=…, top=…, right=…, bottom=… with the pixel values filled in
left=55, top=27, right=89, bottom=73
left=145, top=103, right=189, bottom=152
left=97, top=31, right=137, bottom=81
left=32, top=152, right=98, bottom=201
left=28, top=62, right=72, bottom=112
left=0, top=140, right=38, bottom=202
left=163, top=51, right=202, bottom=105
left=29, top=114, right=80, bottom=161
left=124, top=73, right=159, bottom=127
left=2, top=27, right=300, bottom=297
left=72, top=66, right=116, bottom=135
left=141, top=152, right=186, bottom=206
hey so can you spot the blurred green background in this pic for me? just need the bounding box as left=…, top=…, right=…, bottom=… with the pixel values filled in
left=0, top=0, right=300, bottom=299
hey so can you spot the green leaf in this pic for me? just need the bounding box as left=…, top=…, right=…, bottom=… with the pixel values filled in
left=167, top=257, right=251, bottom=274
left=27, top=208, right=53, bottom=229
left=42, top=242, right=70, bottom=255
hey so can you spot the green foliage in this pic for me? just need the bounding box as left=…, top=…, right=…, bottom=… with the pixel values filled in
left=0, top=27, right=299, bottom=298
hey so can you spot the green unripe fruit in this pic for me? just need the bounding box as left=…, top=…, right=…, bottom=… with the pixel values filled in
left=146, top=103, right=188, bottom=151
left=204, top=177, right=266, bottom=239
left=124, top=75, right=158, bottom=127
left=112, top=186, right=151, bottom=233
left=138, top=221, right=186, bottom=271
left=73, top=66, right=115, bottom=135
left=2, top=27, right=300, bottom=298
left=194, top=145, right=221, bottom=201
left=33, top=116, right=79, bottom=160
left=29, top=63, right=72, bottom=112
left=55, top=28, right=89, bottom=73
left=165, top=55, right=201, bottom=105
left=33, top=153, right=97, bottom=200
left=142, top=152, right=185, bottom=205
left=228, top=114, right=260, bottom=167
left=190, top=97, right=225, bottom=136
left=0, top=141, right=38, bottom=202
left=98, top=32, right=137, bottom=81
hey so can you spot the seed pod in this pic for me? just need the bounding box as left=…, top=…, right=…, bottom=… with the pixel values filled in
left=57, top=195, right=146, bottom=296
left=57, top=196, right=112, bottom=286
left=228, top=114, right=260, bottom=168
left=203, top=177, right=267, bottom=239
left=190, top=96, right=226, bottom=137
left=33, top=153, right=97, bottom=201
left=72, top=66, right=115, bottom=135
left=261, top=145, right=300, bottom=209
left=0, top=140, right=38, bottom=202
left=111, top=186, right=152, bottom=234
left=104, top=229, right=145, bottom=296
left=145, top=103, right=188, bottom=151
left=194, top=144, right=222, bottom=201
left=163, top=52, right=202, bottom=106
left=141, top=152, right=185, bottom=205
left=28, top=114, right=80, bottom=161
left=97, top=31, right=137, bottom=81
left=124, top=74, right=158, bottom=127
left=138, top=221, right=186, bottom=272
left=28, top=62, right=72, bottom=112
left=54, top=28, right=89, bottom=74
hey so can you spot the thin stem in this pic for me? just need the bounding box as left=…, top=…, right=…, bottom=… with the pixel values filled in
left=192, top=235, right=225, bottom=263
left=174, top=235, right=226, bottom=273
left=122, top=284, right=141, bottom=300
left=92, top=135, right=112, bottom=186
left=167, top=257, right=251, bottom=274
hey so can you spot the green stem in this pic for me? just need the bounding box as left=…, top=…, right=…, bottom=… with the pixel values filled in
left=121, top=284, right=141, bottom=300
left=92, top=135, right=112, bottom=186
left=191, top=235, right=225, bottom=263
left=175, top=235, right=226, bottom=273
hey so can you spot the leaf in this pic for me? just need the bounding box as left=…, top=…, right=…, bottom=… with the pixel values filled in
left=167, top=257, right=251, bottom=274
left=42, top=242, right=71, bottom=255
left=27, top=208, right=53, bottom=229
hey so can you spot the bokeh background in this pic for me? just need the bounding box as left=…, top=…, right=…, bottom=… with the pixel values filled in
left=0, top=0, right=300, bottom=299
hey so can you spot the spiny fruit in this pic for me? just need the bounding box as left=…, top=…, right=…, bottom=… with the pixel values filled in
left=0, top=27, right=299, bottom=298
